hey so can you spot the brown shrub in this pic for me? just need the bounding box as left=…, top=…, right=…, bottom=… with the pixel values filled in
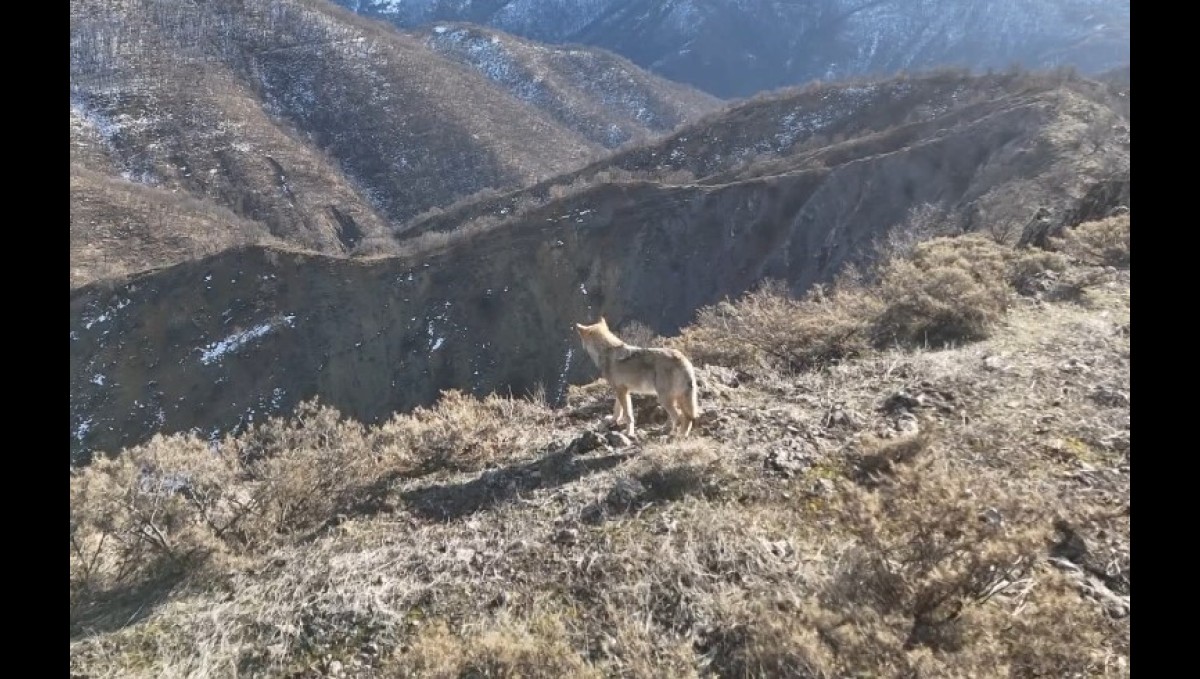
left=814, top=453, right=1049, bottom=674
left=230, top=402, right=380, bottom=544
left=372, top=389, right=551, bottom=474
left=1052, top=214, right=1130, bottom=267
left=701, top=604, right=835, bottom=679
left=676, top=234, right=1065, bottom=371
left=617, top=319, right=662, bottom=347
left=70, top=391, right=551, bottom=626
left=673, top=277, right=882, bottom=372
left=873, top=234, right=1016, bottom=347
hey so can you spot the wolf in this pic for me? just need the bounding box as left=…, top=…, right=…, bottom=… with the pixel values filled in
left=574, top=317, right=700, bottom=438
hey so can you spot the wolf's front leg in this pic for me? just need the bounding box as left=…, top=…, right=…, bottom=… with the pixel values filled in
left=620, top=388, right=636, bottom=437
left=611, top=395, right=627, bottom=426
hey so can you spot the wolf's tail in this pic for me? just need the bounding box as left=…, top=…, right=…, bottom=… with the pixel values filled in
left=680, top=363, right=699, bottom=423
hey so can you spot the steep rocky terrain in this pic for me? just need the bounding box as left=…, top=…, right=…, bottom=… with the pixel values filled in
left=339, top=0, right=1130, bottom=98
left=69, top=70, right=1128, bottom=464
left=69, top=0, right=718, bottom=287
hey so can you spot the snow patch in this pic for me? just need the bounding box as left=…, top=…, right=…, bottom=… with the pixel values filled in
left=74, top=417, right=94, bottom=443
left=199, top=315, right=296, bottom=365
left=82, top=298, right=131, bottom=330
left=554, top=345, right=575, bottom=404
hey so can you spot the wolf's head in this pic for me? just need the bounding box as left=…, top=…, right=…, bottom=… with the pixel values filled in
left=574, top=317, right=623, bottom=354
left=574, top=316, right=607, bottom=333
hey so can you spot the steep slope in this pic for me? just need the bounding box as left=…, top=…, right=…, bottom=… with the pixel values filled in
left=69, top=0, right=716, bottom=287
left=70, top=164, right=280, bottom=287
left=69, top=71, right=1129, bottom=463
left=339, top=0, right=1131, bottom=98
left=396, top=70, right=1129, bottom=243
left=419, top=23, right=721, bottom=148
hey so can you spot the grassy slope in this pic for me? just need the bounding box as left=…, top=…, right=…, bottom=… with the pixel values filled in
left=71, top=223, right=1130, bottom=678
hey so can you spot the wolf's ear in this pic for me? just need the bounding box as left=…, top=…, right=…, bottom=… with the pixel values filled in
left=575, top=323, right=586, bottom=331
left=599, top=316, right=608, bottom=326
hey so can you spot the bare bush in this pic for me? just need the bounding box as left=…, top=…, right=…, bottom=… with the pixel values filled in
left=618, top=319, right=662, bottom=347
left=873, top=235, right=1018, bottom=347
left=817, top=453, right=1045, bottom=673
left=673, top=276, right=882, bottom=372
left=1052, top=215, right=1130, bottom=268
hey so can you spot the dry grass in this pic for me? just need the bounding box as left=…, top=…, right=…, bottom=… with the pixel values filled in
left=70, top=217, right=1129, bottom=678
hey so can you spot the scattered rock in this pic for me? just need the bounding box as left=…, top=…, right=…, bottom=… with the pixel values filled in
left=326, top=660, right=343, bottom=677
left=810, top=478, right=835, bottom=496
left=606, top=431, right=632, bottom=448
left=567, top=430, right=608, bottom=456
left=1019, top=269, right=1059, bottom=296
left=765, top=446, right=812, bottom=477
left=606, top=476, right=647, bottom=508
left=979, top=507, right=1003, bottom=525
left=454, top=548, right=477, bottom=564
left=553, top=527, right=579, bottom=546
left=1089, top=385, right=1129, bottom=407
left=1058, top=358, right=1091, bottom=374
left=580, top=503, right=606, bottom=524
left=898, top=412, right=921, bottom=433
left=761, top=538, right=794, bottom=558
left=824, top=404, right=862, bottom=429
left=1100, top=431, right=1130, bottom=453
left=982, top=354, right=1008, bottom=371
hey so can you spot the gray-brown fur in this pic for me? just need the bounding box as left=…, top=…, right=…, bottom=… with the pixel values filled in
left=574, top=317, right=700, bottom=438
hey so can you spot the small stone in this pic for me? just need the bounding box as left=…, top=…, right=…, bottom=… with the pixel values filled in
left=580, top=503, right=605, bottom=524
left=568, top=430, right=607, bottom=455
left=1090, top=386, right=1129, bottom=407
left=765, top=447, right=812, bottom=477
left=811, top=478, right=835, bottom=495
left=606, top=477, right=647, bottom=507
left=327, top=660, right=343, bottom=676
left=606, top=431, right=632, bottom=448
left=455, top=548, right=477, bottom=563
left=553, top=527, right=579, bottom=545
left=894, top=413, right=920, bottom=436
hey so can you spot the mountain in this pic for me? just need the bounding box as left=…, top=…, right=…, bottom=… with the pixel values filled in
left=70, top=69, right=1129, bottom=464
left=338, top=0, right=1131, bottom=98
left=69, top=0, right=719, bottom=287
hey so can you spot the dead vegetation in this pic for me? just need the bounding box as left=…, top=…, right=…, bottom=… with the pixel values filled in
left=70, top=219, right=1129, bottom=678
left=674, top=234, right=1067, bottom=373
left=1052, top=214, right=1130, bottom=268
